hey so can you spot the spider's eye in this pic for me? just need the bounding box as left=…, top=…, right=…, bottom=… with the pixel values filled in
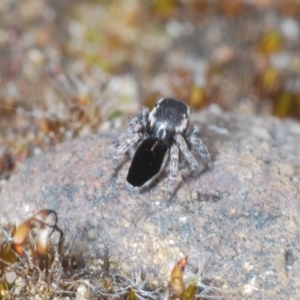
left=127, top=137, right=168, bottom=187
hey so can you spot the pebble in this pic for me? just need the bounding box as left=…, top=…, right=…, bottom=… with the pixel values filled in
left=76, top=284, right=88, bottom=297
left=251, top=126, right=271, bottom=140
left=280, top=18, right=299, bottom=40
left=27, top=48, right=44, bottom=65
left=5, top=271, right=17, bottom=284
left=276, top=163, right=295, bottom=177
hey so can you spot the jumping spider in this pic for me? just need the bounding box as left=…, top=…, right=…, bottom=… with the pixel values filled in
left=113, top=97, right=211, bottom=197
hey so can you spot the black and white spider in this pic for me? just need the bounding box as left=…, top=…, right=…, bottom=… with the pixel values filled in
left=113, top=97, right=211, bottom=196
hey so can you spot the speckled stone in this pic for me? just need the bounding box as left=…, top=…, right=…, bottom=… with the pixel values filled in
left=0, top=106, right=300, bottom=299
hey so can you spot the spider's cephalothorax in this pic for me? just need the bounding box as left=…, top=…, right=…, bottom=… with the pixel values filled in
left=113, top=97, right=211, bottom=196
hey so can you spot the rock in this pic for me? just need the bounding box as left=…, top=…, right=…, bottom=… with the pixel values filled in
left=0, top=106, right=300, bottom=299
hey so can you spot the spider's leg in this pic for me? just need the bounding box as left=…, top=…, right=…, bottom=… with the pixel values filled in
left=174, top=134, right=198, bottom=171
left=125, top=107, right=149, bottom=138
left=168, top=143, right=179, bottom=197
left=187, top=124, right=212, bottom=168
left=138, top=106, right=149, bottom=130
left=114, top=116, right=141, bottom=147
left=113, top=130, right=132, bottom=148
left=113, top=109, right=149, bottom=169
left=114, top=106, right=149, bottom=146
left=113, top=133, right=142, bottom=170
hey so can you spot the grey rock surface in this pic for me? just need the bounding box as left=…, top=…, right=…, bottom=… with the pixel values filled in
left=0, top=105, right=300, bottom=299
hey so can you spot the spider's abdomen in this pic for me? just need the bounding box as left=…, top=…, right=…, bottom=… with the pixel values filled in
left=126, top=137, right=168, bottom=187
left=149, top=98, right=190, bottom=138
